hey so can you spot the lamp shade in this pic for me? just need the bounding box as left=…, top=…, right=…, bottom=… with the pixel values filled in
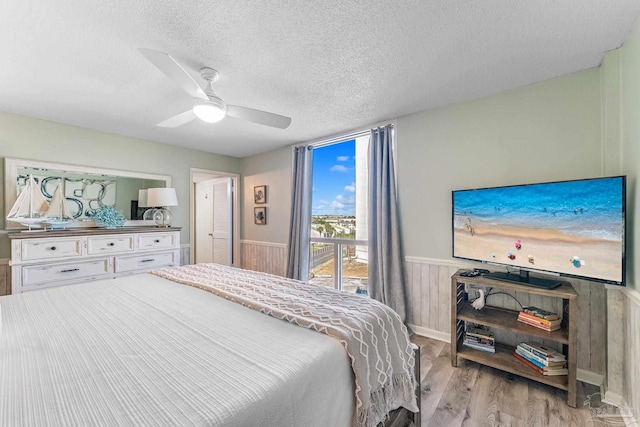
left=138, top=189, right=149, bottom=208
left=193, top=97, right=226, bottom=123
left=147, top=188, right=178, bottom=207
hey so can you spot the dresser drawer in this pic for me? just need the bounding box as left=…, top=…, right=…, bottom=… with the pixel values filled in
left=87, top=235, right=134, bottom=255
left=21, top=258, right=111, bottom=287
left=20, top=238, right=83, bottom=262
left=115, top=251, right=178, bottom=273
left=138, top=232, right=178, bottom=251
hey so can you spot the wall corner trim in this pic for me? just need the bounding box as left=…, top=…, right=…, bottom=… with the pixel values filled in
left=240, top=240, right=287, bottom=249
left=404, top=256, right=475, bottom=268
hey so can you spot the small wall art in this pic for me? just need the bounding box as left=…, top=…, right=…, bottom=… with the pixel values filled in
left=254, top=185, right=267, bottom=204
left=254, top=207, right=267, bottom=225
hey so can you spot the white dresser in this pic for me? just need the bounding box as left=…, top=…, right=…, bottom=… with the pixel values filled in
left=9, top=227, right=181, bottom=294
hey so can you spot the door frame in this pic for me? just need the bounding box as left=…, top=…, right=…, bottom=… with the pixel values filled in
left=190, top=168, right=240, bottom=266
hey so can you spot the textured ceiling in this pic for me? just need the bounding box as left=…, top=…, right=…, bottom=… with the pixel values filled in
left=1, top=1, right=639, bottom=158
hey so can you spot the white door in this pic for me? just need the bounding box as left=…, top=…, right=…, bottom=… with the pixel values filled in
left=211, top=178, right=232, bottom=265
left=194, top=177, right=233, bottom=266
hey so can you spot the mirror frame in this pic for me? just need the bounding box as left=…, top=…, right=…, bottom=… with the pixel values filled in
left=4, top=157, right=172, bottom=230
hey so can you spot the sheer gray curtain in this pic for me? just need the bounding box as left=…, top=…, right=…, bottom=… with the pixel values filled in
left=286, top=145, right=313, bottom=280
left=368, top=125, right=408, bottom=322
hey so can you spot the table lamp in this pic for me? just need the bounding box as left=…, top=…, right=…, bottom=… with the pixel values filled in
left=146, top=188, right=178, bottom=227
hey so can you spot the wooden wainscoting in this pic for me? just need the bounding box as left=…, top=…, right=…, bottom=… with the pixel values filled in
left=180, top=245, right=190, bottom=266
left=240, top=240, right=287, bottom=277
left=0, top=258, right=10, bottom=296
left=404, top=257, right=606, bottom=382
left=623, top=288, right=640, bottom=420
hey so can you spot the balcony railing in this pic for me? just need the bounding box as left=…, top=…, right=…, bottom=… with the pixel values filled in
left=309, top=237, right=368, bottom=293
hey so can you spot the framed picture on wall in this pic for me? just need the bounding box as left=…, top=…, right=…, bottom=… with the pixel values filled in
left=254, top=207, right=267, bottom=225
left=254, top=185, right=267, bottom=204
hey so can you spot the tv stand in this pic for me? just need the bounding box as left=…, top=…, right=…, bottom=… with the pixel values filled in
left=451, top=270, right=577, bottom=407
left=484, top=270, right=562, bottom=290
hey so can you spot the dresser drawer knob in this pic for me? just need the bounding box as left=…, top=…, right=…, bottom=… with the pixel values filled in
left=154, top=239, right=160, bottom=243
left=108, top=242, right=115, bottom=246
left=50, top=246, right=57, bottom=251
left=60, top=268, right=80, bottom=273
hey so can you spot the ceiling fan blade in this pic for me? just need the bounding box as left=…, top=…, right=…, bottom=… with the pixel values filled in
left=226, top=105, right=291, bottom=129
left=139, top=48, right=207, bottom=100
left=157, top=110, right=196, bottom=128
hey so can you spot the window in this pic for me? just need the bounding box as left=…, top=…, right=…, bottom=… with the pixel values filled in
left=308, top=134, right=370, bottom=293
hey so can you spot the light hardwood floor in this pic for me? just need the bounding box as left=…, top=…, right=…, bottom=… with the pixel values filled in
left=411, top=335, right=625, bottom=427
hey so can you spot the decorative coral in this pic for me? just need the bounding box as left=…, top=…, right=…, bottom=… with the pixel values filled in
left=92, top=205, right=126, bottom=229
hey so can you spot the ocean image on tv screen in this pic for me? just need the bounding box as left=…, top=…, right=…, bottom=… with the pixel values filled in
left=453, top=177, right=624, bottom=284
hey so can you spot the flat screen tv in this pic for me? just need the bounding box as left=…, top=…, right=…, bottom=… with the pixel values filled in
left=452, top=176, right=626, bottom=289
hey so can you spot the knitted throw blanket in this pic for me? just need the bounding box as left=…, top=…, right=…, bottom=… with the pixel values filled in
left=152, top=264, right=418, bottom=427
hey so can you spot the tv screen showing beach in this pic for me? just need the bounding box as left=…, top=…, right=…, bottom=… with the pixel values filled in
left=452, top=176, right=625, bottom=285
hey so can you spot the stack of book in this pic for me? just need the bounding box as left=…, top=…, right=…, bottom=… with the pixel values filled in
left=514, top=342, right=568, bottom=376
left=462, top=326, right=495, bottom=353
left=517, top=306, right=561, bottom=331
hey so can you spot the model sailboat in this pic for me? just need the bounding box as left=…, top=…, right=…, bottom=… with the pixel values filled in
left=6, top=175, right=49, bottom=230
left=43, top=183, right=75, bottom=227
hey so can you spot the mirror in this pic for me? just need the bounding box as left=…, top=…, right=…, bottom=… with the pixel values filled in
left=4, top=157, right=171, bottom=229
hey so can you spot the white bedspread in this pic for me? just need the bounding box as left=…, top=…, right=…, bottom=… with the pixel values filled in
left=153, top=263, right=418, bottom=427
left=0, top=274, right=354, bottom=426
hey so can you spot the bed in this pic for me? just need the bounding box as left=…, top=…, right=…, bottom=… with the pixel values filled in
left=0, top=263, right=419, bottom=427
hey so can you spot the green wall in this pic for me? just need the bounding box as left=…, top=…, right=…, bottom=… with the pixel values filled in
left=0, top=111, right=240, bottom=257
left=601, top=21, right=640, bottom=292
left=396, top=69, right=603, bottom=260
left=618, top=20, right=640, bottom=293
left=239, top=68, right=605, bottom=271
left=240, top=146, right=292, bottom=244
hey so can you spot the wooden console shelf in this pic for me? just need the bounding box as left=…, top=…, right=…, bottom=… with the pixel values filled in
left=450, top=270, right=578, bottom=407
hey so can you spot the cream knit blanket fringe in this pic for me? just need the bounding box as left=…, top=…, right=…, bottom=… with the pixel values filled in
left=152, top=264, right=418, bottom=427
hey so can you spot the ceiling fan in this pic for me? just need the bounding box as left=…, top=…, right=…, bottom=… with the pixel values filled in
left=139, top=48, right=291, bottom=129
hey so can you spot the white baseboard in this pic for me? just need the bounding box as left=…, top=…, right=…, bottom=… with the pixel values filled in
left=602, top=392, right=639, bottom=427
left=604, top=391, right=627, bottom=407
left=408, top=324, right=450, bottom=343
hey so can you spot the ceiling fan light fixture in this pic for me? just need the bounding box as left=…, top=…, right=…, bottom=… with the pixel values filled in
left=193, top=97, right=227, bottom=123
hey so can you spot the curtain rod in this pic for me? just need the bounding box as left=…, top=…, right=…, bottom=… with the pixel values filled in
left=293, top=119, right=396, bottom=148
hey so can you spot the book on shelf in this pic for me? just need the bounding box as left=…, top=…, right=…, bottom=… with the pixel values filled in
left=517, top=344, right=567, bottom=369
left=517, top=314, right=561, bottom=331
left=462, top=340, right=495, bottom=353
left=464, top=334, right=495, bottom=347
left=521, top=306, right=560, bottom=321
left=513, top=351, right=568, bottom=376
left=516, top=345, right=566, bottom=368
left=518, top=342, right=566, bottom=362
left=541, top=368, right=569, bottom=376
left=513, top=351, right=544, bottom=374
left=465, top=326, right=494, bottom=339
left=518, top=311, right=562, bottom=327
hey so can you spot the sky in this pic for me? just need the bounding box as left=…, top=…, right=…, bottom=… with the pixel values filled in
left=312, top=139, right=356, bottom=216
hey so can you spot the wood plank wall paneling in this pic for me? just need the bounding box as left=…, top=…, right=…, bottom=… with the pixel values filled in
left=0, top=259, right=10, bottom=296
left=240, top=241, right=287, bottom=277
left=404, top=258, right=607, bottom=376
left=180, top=246, right=190, bottom=266
left=624, top=290, right=640, bottom=421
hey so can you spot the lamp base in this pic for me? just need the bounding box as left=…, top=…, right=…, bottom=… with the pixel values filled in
left=153, top=208, right=173, bottom=227
left=142, top=208, right=157, bottom=221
